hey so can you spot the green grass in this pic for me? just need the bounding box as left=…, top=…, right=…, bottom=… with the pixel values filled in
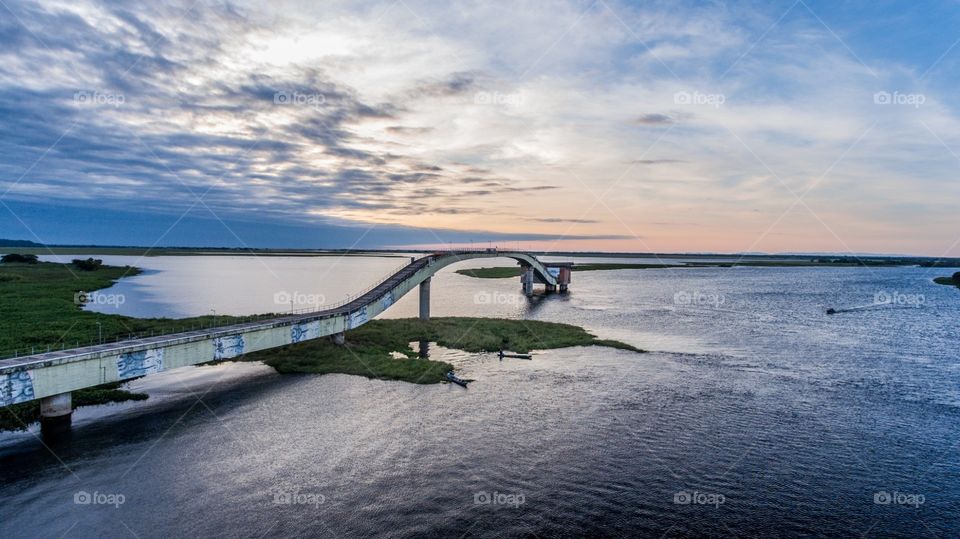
left=0, top=381, right=148, bottom=432
left=934, top=276, right=960, bottom=288
left=0, top=261, right=271, bottom=356
left=244, top=317, right=644, bottom=383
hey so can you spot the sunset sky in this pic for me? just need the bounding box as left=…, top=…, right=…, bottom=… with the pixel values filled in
left=1, top=0, right=959, bottom=255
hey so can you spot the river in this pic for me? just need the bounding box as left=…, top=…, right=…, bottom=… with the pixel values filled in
left=1, top=254, right=958, bottom=537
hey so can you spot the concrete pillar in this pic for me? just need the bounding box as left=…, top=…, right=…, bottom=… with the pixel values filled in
left=419, top=277, right=431, bottom=320
left=40, top=392, right=72, bottom=435
left=332, top=332, right=345, bottom=345
left=521, top=267, right=534, bottom=297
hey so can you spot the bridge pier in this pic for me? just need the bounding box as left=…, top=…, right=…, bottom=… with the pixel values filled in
left=40, top=392, right=72, bottom=435
left=521, top=266, right=534, bottom=297
left=419, top=277, right=431, bottom=320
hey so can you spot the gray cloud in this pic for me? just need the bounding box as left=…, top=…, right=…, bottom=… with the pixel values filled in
left=0, top=0, right=551, bottom=238
left=628, top=159, right=686, bottom=165
left=634, top=113, right=674, bottom=125
left=410, top=72, right=479, bottom=97
left=386, top=126, right=435, bottom=135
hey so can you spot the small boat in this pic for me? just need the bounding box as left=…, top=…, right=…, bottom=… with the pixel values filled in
left=445, top=371, right=469, bottom=387
left=499, top=350, right=532, bottom=360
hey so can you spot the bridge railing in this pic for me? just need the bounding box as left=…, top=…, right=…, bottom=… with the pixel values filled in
left=0, top=258, right=419, bottom=362
left=310, top=258, right=415, bottom=311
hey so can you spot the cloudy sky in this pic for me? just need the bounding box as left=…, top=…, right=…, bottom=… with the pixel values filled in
left=1, top=0, right=959, bottom=254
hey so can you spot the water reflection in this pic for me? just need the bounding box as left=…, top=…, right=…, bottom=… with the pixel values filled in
left=4, top=258, right=959, bottom=537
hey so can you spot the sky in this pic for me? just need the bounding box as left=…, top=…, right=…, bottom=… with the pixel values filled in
left=1, top=0, right=959, bottom=255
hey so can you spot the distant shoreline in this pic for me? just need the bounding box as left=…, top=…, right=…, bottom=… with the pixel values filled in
left=2, top=239, right=960, bottom=264
left=2, top=244, right=960, bottom=268
left=457, top=259, right=960, bottom=279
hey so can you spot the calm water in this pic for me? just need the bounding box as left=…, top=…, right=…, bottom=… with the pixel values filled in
left=2, top=255, right=959, bottom=538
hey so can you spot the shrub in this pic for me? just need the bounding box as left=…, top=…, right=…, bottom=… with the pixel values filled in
left=0, top=253, right=38, bottom=264
left=71, top=257, right=103, bottom=271
left=953, top=271, right=960, bottom=283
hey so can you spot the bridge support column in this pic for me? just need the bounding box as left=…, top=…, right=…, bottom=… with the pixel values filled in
left=40, top=392, right=72, bottom=435
left=332, top=332, right=345, bottom=345
left=419, top=277, right=431, bottom=321
left=521, top=266, right=534, bottom=297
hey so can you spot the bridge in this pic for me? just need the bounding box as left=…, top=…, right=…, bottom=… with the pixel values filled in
left=0, top=251, right=571, bottom=432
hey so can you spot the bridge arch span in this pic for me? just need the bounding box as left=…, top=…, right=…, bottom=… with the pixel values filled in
left=386, top=251, right=564, bottom=320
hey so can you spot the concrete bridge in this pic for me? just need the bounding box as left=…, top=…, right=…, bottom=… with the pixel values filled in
left=0, top=251, right=571, bottom=432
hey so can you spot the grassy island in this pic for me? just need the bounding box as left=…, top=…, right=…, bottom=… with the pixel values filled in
left=243, top=317, right=643, bottom=383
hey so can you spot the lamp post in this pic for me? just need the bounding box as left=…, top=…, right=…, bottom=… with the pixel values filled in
left=95, top=320, right=102, bottom=345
